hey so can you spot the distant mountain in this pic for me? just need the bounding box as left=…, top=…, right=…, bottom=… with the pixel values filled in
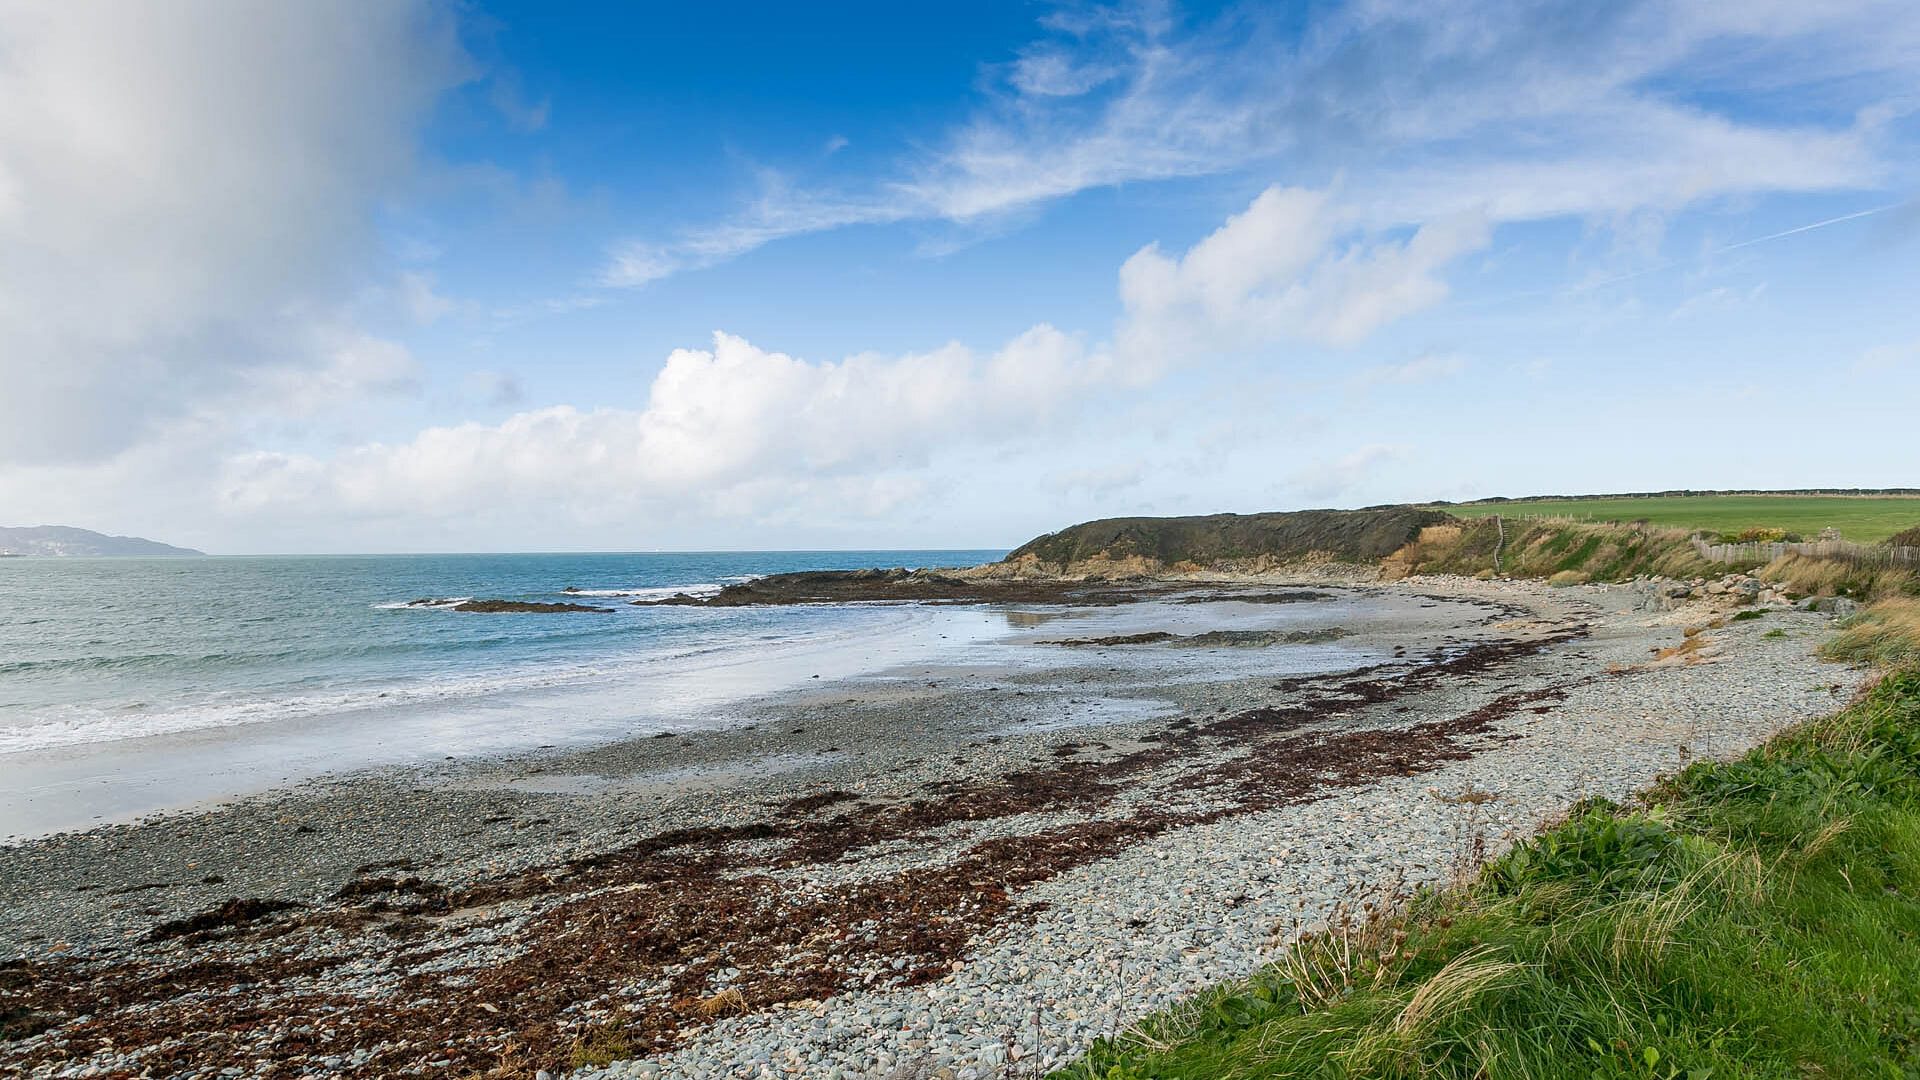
left=0, top=525, right=203, bottom=557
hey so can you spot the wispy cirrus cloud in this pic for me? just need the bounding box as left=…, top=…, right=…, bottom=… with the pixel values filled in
left=599, top=0, right=1915, bottom=288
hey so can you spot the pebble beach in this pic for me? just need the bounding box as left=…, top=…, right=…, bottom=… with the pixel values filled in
left=0, top=574, right=1859, bottom=1079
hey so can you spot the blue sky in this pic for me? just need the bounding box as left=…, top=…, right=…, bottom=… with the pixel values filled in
left=1, top=1, right=1917, bottom=553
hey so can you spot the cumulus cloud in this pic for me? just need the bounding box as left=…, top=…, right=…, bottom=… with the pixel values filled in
left=222, top=326, right=1117, bottom=520
left=1117, top=186, right=1490, bottom=364
left=0, top=0, right=469, bottom=464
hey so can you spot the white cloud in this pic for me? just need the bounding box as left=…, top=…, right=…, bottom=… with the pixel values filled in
left=1358, top=353, right=1469, bottom=386
left=0, top=1, right=470, bottom=464
left=599, top=182, right=913, bottom=286
left=1116, top=186, right=1491, bottom=363
left=1287, top=444, right=1406, bottom=501
left=464, top=371, right=527, bottom=408
left=601, top=0, right=1911, bottom=285
left=1007, top=50, right=1119, bottom=98
left=222, top=325, right=1118, bottom=520
left=1668, top=282, right=1767, bottom=321
left=1856, top=340, right=1919, bottom=374
left=399, top=272, right=457, bottom=325
left=1046, top=464, right=1144, bottom=497
left=488, top=71, right=550, bottom=133
left=245, top=331, right=421, bottom=413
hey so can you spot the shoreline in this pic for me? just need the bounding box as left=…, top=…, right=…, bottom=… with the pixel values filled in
left=0, top=575, right=1857, bottom=1078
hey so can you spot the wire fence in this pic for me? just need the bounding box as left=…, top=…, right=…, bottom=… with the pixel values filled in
left=1691, top=537, right=1920, bottom=568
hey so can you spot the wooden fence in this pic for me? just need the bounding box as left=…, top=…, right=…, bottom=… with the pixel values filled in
left=1691, top=537, right=1920, bottom=568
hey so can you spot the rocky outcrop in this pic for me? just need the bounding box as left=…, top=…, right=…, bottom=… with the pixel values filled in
left=1621, top=571, right=1814, bottom=613
left=404, top=598, right=615, bottom=614
left=633, top=569, right=1184, bottom=608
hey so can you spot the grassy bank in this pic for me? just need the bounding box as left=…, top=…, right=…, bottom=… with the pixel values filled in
left=1054, top=667, right=1920, bottom=1079
left=1385, top=519, right=1723, bottom=582
left=1823, top=598, right=1920, bottom=669
left=1440, top=494, right=1920, bottom=544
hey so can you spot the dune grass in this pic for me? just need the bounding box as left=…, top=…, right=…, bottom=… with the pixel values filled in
left=1053, top=670, right=1920, bottom=1080
left=1440, top=494, right=1920, bottom=544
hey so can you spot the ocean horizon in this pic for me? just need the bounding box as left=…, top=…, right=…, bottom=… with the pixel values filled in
left=0, top=549, right=1005, bottom=756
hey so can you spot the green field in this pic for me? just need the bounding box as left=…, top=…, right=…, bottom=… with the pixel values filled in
left=1439, top=494, right=1920, bottom=543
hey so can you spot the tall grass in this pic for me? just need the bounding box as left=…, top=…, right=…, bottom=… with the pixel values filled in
left=1054, top=671, right=1920, bottom=1079
left=1822, top=597, right=1920, bottom=669
left=1758, top=552, right=1918, bottom=601
left=1387, top=519, right=1722, bottom=582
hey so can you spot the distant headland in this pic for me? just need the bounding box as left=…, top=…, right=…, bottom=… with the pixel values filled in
left=0, top=525, right=203, bottom=557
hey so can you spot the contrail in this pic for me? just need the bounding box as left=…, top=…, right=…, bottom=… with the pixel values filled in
left=1711, top=203, right=1896, bottom=253
left=1469, top=202, right=1900, bottom=308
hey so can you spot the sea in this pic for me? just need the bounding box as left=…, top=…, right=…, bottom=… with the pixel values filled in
left=0, top=550, right=1002, bottom=757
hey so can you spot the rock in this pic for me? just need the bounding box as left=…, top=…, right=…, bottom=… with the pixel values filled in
left=448, top=599, right=615, bottom=614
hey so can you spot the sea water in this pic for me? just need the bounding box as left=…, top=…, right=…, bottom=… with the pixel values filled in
left=0, top=550, right=1002, bottom=755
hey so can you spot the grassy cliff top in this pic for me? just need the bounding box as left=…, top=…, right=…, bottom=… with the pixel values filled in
left=1003, top=507, right=1456, bottom=569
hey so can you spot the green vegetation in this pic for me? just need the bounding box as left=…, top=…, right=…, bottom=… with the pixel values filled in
left=1441, top=494, right=1920, bottom=544
left=1055, top=670, right=1920, bottom=1080
left=1728, top=609, right=1765, bottom=622
left=1005, top=508, right=1454, bottom=569
left=568, top=1022, right=633, bottom=1069
left=1387, top=519, right=1724, bottom=581
left=1758, top=553, right=1918, bottom=602
left=1822, top=599, right=1920, bottom=670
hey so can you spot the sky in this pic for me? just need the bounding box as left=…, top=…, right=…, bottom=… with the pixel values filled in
left=1, top=0, right=1918, bottom=554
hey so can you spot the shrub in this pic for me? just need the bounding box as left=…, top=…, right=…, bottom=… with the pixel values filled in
left=1721, top=527, right=1788, bottom=543
left=1485, top=809, right=1679, bottom=894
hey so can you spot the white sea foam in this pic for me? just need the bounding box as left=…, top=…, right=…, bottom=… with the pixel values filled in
left=372, top=596, right=472, bottom=610
left=560, top=583, right=724, bottom=600
left=0, top=601, right=945, bottom=755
